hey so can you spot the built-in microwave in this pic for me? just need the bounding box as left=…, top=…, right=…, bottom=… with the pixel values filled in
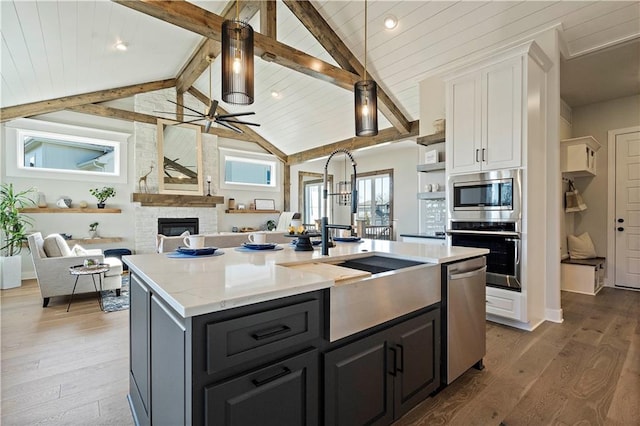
left=448, top=169, right=522, bottom=222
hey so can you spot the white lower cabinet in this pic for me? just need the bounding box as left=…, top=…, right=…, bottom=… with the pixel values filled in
left=561, top=258, right=605, bottom=296
left=486, top=287, right=523, bottom=321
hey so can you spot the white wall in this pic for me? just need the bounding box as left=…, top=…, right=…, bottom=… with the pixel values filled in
left=569, top=94, right=640, bottom=261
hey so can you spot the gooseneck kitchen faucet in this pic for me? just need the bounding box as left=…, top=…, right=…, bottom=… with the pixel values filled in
left=321, top=149, right=357, bottom=255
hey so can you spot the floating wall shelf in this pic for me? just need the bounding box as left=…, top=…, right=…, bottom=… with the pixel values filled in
left=225, top=210, right=280, bottom=214
left=416, top=132, right=445, bottom=146
left=20, top=208, right=122, bottom=213
left=132, top=193, right=223, bottom=207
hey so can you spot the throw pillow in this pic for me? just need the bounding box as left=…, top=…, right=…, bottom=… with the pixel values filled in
left=568, top=232, right=597, bottom=259
left=42, top=234, right=73, bottom=257
left=156, top=230, right=190, bottom=253
left=71, top=244, right=89, bottom=256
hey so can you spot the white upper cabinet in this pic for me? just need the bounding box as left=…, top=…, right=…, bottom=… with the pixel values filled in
left=446, top=55, right=524, bottom=175
left=560, top=136, right=600, bottom=177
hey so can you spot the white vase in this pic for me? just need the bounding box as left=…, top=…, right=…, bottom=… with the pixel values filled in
left=0, top=255, right=22, bottom=289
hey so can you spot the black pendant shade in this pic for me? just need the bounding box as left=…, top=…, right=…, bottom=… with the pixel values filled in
left=354, top=80, right=378, bottom=137
left=222, top=19, right=254, bottom=105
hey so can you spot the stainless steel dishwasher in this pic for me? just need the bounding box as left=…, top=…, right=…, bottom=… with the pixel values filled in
left=445, top=256, right=487, bottom=384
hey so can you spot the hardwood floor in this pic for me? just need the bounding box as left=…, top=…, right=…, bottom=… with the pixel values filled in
left=395, top=287, right=640, bottom=426
left=1, top=280, right=638, bottom=425
left=1, top=279, right=133, bottom=425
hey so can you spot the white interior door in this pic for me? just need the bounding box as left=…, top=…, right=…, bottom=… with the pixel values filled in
left=615, top=131, right=640, bottom=289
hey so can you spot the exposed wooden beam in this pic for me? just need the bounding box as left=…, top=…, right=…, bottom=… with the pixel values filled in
left=0, top=79, right=175, bottom=122
left=187, top=87, right=286, bottom=160
left=175, top=39, right=219, bottom=94
left=176, top=91, right=184, bottom=121
left=282, top=0, right=411, bottom=134
left=114, top=0, right=360, bottom=91
left=67, top=103, right=252, bottom=141
left=261, top=1, right=277, bottom=39
left=286, top=121, right=420, bottom=165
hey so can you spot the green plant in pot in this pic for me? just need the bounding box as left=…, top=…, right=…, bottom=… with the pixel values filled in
left=89, top=187, right=116, bottom=208
left=1, top=183, right=36, bottom=289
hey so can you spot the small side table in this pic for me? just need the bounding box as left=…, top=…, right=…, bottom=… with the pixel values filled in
left=68, top=264, right=109, bottom=312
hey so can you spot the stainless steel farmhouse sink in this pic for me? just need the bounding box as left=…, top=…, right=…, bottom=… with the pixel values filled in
left=280, top=254, right=441, bottom=341
left=334, top=255, right=426, bottom=274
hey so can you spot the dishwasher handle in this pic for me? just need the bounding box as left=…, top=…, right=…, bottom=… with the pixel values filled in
left=449, top=266, right=487, bottom=281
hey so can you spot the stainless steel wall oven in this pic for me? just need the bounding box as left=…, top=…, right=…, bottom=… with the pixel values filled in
left=448, top=170, right=522, bottom=291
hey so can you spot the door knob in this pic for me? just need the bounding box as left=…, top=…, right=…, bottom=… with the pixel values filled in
left=617, top=227, right=624, bottom=232
left=617, top=218, right=624, bottom=223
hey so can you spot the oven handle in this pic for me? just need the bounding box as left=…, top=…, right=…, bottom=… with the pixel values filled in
left=507, top=237, right=521, bottom=271
left=447, top=230, right=520, bottom=238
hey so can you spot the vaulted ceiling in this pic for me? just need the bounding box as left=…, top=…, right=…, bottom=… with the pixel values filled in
left=2, top=1, right=639, bottom=163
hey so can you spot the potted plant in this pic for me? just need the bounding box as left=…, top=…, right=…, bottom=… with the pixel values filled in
left=1, top=183, right=35, bottom=289
left=89, top=222, right=99, bottom=238
left=89, top=186, right=116, bottom=208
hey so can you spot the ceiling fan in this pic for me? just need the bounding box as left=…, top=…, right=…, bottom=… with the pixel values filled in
left=155, top=56, right=260, bottom=134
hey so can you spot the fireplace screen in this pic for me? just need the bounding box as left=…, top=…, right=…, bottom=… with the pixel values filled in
left=158, top=218, right=199, bottom=236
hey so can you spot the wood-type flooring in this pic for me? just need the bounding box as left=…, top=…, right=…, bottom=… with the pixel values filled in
left=1, top=279, right=638, bottom=425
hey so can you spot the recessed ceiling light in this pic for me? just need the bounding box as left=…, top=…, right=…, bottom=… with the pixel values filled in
left=271, top=91, right=281, bottom=98
left=384, top=15, right=398, bottom=30
left=115, top=41, right=128, bottom=51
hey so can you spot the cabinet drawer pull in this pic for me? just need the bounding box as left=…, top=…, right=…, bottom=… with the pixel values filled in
left=475, top=149, right=480, bottom=163
left=251, top=366, right=292, bottom=387
left=396, top=344, right=404, bottom=372
left=251, top=324, right=291, bottom=340
left=388, top=347, right=397, bottom=376
left=482, top=148, right=486, bottom=162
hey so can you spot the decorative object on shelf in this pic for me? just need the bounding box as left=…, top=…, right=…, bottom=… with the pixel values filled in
left=89, top=186, right=116, bottom=208
left=138, top=164, right=154, bottom=193
left=37, top=192, right=47, bottom=208
left=1, top=184, right=36, bottom=289
left=56, top=197, right=71, bottom=208
left=206, top=175, right=212, bottom=196
left=228, top=198, right=235, bottom=210
left=89, top=222, right=99, bottom=239
left=79, top=201, right=88, bottom=209
left=254, top=198, right=275, bottom=210
left=424, top=149, right=438, bottom=164
left=222, top=1, right=254, bottom=105
left=354, top=0, right=378, bottom=137
left=237, top=203, right=246, bottom=210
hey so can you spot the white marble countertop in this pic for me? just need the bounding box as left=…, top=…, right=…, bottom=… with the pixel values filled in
left=123, top=239, right=488, bottom=318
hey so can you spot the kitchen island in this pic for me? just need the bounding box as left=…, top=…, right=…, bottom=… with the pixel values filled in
left=123, top=239, right=487, bottom=426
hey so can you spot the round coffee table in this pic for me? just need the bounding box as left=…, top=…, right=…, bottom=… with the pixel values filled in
left=68, top=264, right=109, bottom=312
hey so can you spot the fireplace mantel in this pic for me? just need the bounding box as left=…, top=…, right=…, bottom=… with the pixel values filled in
left=132, top=193, right=224, bottom=207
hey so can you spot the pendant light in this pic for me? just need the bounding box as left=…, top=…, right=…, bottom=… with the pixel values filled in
left=222, top=0, right=254, bottom=105
left=355, top=0, right=378, bottom=137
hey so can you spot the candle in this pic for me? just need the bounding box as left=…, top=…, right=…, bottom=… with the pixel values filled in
left=206, top=175, right=211, bottom=183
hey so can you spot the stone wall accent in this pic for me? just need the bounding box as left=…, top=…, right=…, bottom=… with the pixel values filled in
left=133, top=89, right=219, bottom=253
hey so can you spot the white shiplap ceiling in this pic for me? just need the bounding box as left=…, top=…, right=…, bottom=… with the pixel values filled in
left=1, top=1, right=639, bottom=157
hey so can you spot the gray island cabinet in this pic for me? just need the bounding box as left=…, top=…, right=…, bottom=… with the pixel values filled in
left=124, top=240, right=487, bottom=426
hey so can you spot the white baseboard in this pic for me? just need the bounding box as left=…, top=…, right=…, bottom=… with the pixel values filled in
left=545, top=307, right=564, bottom=323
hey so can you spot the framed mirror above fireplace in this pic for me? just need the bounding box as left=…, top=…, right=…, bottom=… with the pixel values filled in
left=157, top=119, right=203, bottom=195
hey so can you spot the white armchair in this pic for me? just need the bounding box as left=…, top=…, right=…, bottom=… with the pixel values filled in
left=27, top=232, right=123, bottom=308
